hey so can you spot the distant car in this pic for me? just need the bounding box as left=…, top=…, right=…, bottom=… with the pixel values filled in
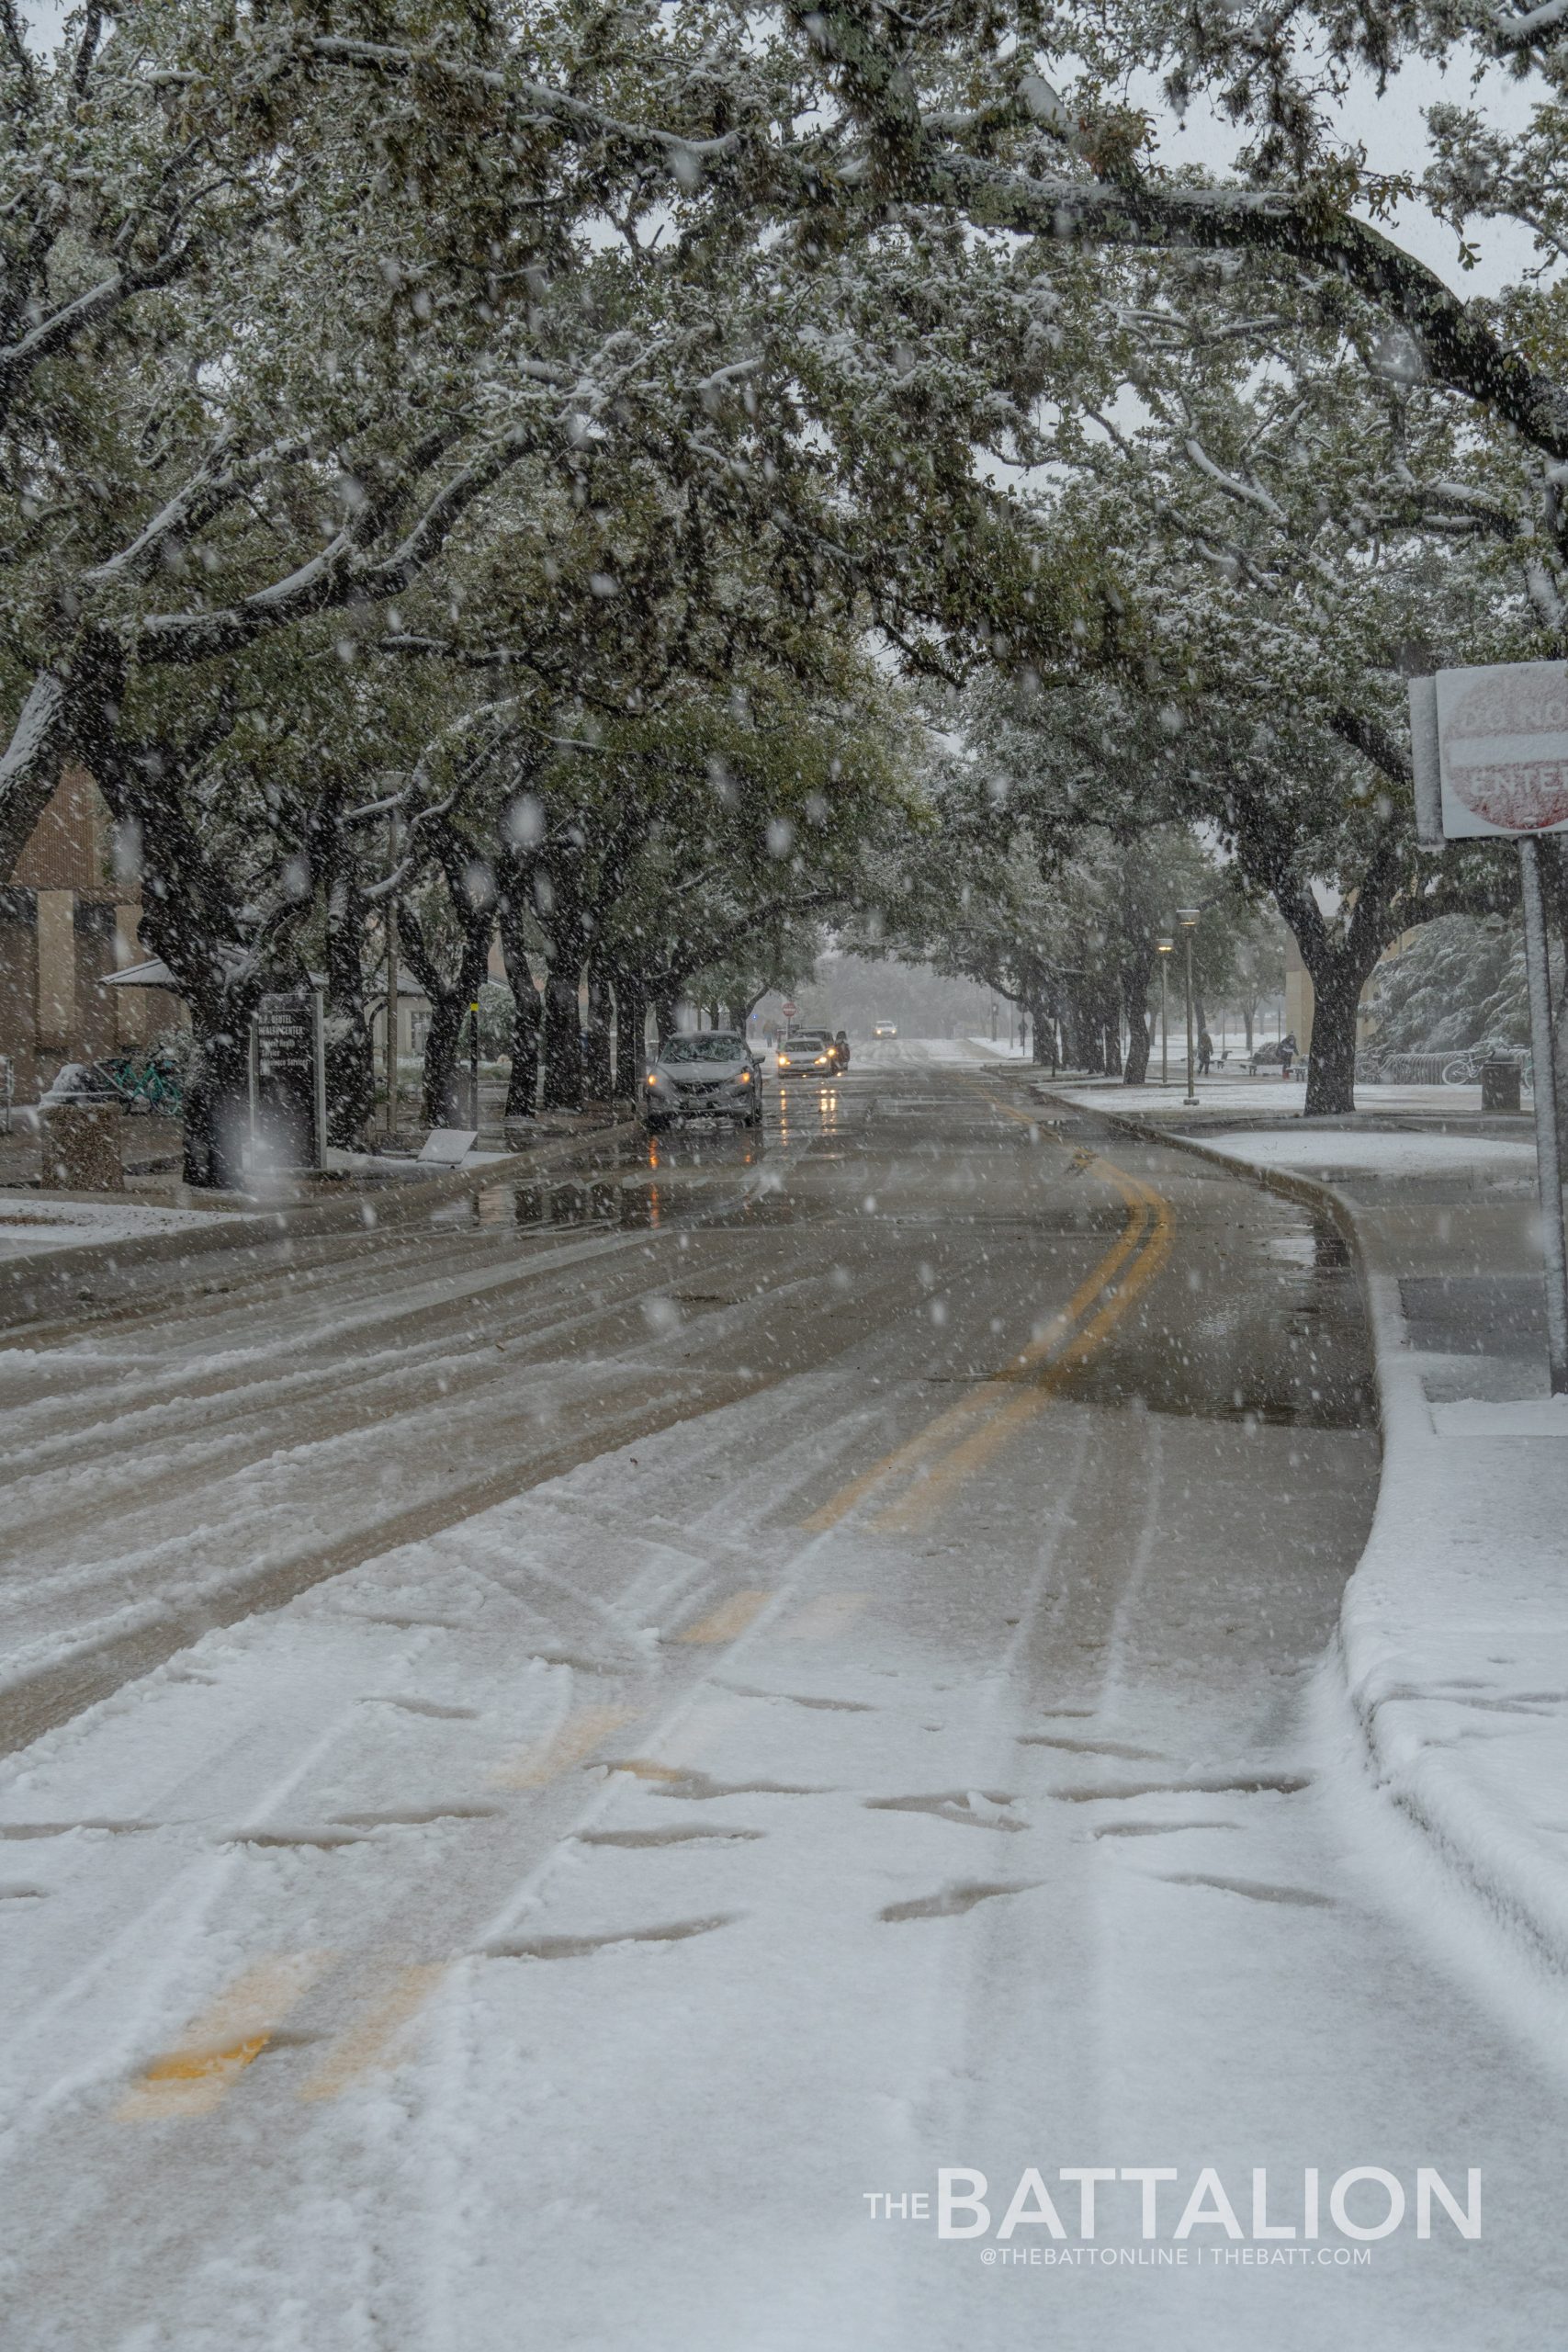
left=873, top=1020, right=897, bottom=1039
left=644, top=1033, right=762, bottom=1128
left=775, top=1030, right=838, bottom=1076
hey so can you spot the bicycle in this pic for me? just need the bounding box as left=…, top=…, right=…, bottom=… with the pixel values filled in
left=1439, top=1049, right=1533, bottom=1094
left=99, top=1052, right=185, bottom=1115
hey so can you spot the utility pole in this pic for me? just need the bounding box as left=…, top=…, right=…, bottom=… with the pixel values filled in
left=1410, top=662, right=1568, bottom=1396
left=469, top=1001, right=481, bottom=1133
left=1178, top=910, right=1201, bottom=1108
left=1519, top=838, right=1568, bottom=1393
left=1156, top=937, right=1173, bottom=1086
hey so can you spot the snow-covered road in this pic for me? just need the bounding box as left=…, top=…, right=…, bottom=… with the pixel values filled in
left=1, top=1047, right=1561, bottom=2347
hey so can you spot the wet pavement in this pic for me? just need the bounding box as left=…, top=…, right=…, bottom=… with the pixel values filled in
left=1, top=1045, right=1562, bottom=2349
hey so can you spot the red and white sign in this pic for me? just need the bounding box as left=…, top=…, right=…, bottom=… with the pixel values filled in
left=1434, top=662, right=1568, bottom=837
left=781, top=999, right=797, bottom=1019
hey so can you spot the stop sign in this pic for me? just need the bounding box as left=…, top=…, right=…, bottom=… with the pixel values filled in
left=781, top=999, right=796, bottom=1018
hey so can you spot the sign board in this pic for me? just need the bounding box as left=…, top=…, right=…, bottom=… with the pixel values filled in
left=781, top=1000, right=796, bottom=1020
left=249, top=985, right=326, bottom=1173
left=1410, top=662, right=1568, bottom=842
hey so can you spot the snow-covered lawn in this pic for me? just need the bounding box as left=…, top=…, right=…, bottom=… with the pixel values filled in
left=0, top=1196, right=222, bottom=1260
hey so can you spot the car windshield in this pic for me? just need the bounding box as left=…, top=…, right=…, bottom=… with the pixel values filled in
left=660, top=1035, right=746, bottom=1064
left=784, top=1035, right=829, bottom=1050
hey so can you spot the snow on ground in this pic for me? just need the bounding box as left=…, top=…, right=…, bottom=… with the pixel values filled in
left=1181, top=1127, right=1537, bottom=1182
left=1334, top=1264, right=1568, bottom=1986
left=2, top=1059, right=1563, bottom=2346
left=0, top=1194, right=222, bottom=1259
left=1, top=1337, right=1558, bottom=2348
left=1046, top=1075, right=1508, bottom=1125
left=1066, top=1093, right=1568, bottom=1993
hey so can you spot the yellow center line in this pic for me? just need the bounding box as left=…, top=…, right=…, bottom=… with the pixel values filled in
left=874, top=1169, right=1172, bottom=1530
left=805, top=1087, right=1173, bottom=1536
left=803, top=1187, right=1148, bottom=1539
left=674, top=1589, right=773, bottom=1644
left=488, top=1702, right=640, bottom=1790
left=117, top=1951, right=333, bottom=2121
left=298, top=1962, right=448, bottom=2102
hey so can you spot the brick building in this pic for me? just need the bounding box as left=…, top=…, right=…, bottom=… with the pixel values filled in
left=0, top=766, right=184, bottom=1103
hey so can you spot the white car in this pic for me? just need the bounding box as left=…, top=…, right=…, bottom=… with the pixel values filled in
left=644, top=1032, right=762, bottom=1129
left=775, top=1029, right=840, bottom=1075
left=873, top=1019, right=897, bottom=1039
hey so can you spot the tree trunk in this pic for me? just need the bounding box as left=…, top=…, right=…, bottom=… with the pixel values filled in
left=614, top=975, right=649, bottom=1102
left=496, top=884, right=542, bottom=1120
left=583, top=953, right=614, bottom=1102
left=653, top=985, right=680, bottom=1049
left=1301, top=952, right=1371, bottom=1116
left=323, top=872, right=374, bottom=1148
left=422, top=991, right=466, bottom=1127
left=541, top=952, right=584, bottom=1110
left=1028, top=981, right=1050, bottom=1066
left=182, top=1008, right=253, bottom=1191
left=1121, top=944, right=1155, bottom=1085
left=504, top=975, right=541, bottom=1119
left=1069, top=989, right=1100, bottom=1072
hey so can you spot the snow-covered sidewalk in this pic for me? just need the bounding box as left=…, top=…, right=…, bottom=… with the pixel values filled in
left=0, top=1195, right=223, bottom=1260
left=1043, top=1086, right=1568, bottom=1982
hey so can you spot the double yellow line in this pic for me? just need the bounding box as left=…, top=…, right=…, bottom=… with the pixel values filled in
left=805, top=1103, right=1172, bottom=1536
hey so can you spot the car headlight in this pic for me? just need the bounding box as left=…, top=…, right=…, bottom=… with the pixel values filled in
left=814, top=1054, right=827, bottom=1065
left=778, top=1054, right=792, bottom=1067
left=737, top=1069, right=751, bottom=1085
left=647, top=1071, right=665, bottom=1089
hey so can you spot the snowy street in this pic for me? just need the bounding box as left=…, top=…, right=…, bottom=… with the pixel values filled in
left=0, top=1045, right=1558, bottom=2348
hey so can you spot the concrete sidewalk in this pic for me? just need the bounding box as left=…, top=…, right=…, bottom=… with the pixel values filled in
left=1034, top=1073, right=1568, bottom=1984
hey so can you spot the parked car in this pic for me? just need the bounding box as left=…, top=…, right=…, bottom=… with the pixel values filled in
left=775, top=1030, right=839, bottom=1076
left=644, top=1032, right=762, bottom=1129
left=873, top=1019, right=897, bottom=1039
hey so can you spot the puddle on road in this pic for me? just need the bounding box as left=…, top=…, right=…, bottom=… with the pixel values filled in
left=1054, top=1211, right=1373, bottom=1431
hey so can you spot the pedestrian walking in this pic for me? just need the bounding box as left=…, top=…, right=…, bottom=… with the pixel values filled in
left=1198, top=1028, right=1213, bottom=1076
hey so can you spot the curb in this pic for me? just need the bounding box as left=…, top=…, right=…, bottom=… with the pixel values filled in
left=1030, top=1080, right=1568, bottom=1980
left=0, top=1118, right=643, bottom=1334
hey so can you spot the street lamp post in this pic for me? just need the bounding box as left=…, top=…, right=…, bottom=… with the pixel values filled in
left=1156, top=937, right=1174, bottom=1086
left=1176, top=910, right=1201, bottom=1108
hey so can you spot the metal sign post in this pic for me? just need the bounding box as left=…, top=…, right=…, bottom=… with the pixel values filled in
left=1411, top=662, right=1568, bottom=1393
left=1519, top=837, right=1568, bottom=1393
left=1177, top=910, right=1201, bottom=1107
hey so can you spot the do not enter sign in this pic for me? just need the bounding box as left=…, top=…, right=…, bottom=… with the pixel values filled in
left=1412, top=661, right=1568, bottom=840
